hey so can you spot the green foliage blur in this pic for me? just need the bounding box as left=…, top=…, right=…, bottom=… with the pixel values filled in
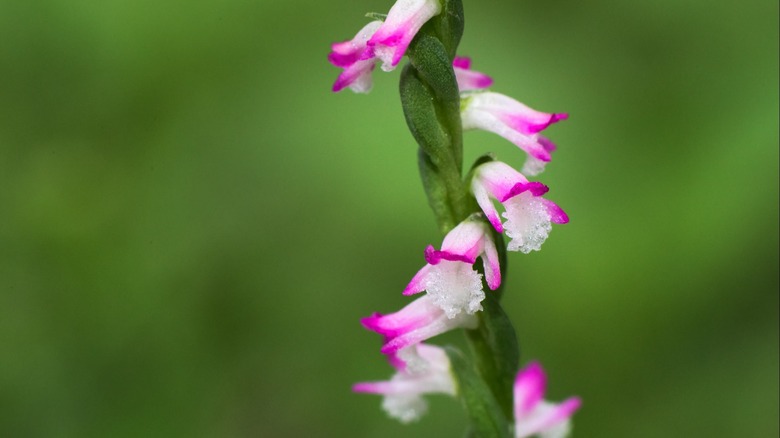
left=1, top=0, right=777, bottom=436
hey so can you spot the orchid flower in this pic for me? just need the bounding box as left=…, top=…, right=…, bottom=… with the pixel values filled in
left=329, top=21, right=382, bottom=93
left=513, top=362, right=581, bottom=438
left=353, top=343, right=456, bottom=423
left=404, top=217, right=501, bottom=318
left=453, top=56, right=493, bottom=91
left=471, top=161, right=568, bottom=253
left=362, top=294, right=478, bottom=355
left=365, top=0, right=442, bottom=71
left=461, top=92, right=567, bottom=176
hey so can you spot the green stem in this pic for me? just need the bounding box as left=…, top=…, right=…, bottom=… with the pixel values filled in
left=400, top=33, right=466, bottom=233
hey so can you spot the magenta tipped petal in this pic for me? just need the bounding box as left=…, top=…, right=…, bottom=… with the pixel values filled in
left=365, top=0, right=442, bottom=71
left=453, top=56, right=493, bottom=91
left=453, top=56, right=471, bottom=69
left=461, top=92, right=567, bottom=169
left=501, top=182, right=550, bottom=202
left=513, top=362, right=581, bottom=437
left=537, top=136, right=557, bottom=153
left=514, top=361, right=547, bottom=415
left=544, top=199, right=569, bottom=224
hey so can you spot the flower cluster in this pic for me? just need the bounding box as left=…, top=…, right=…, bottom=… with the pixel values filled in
left=331, top=0, right=579, bottom=435
left=456, top=59, right=569, bottom=254
left=330, top=11, right=567, bottom=177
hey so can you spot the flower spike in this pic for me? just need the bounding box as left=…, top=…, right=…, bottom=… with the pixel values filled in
left=471, top=161, right=568, bottom=253
left=353, top=343, right=456, bottom=423
left=513, top=362, right=581, bottom=438
left=404, top=217, right=501, bottom=318
left=329, top=21, right=383, bottom=93
left=366, top=0, right=442, bottom=71
left=332, top=2, right=579, bottom=433
left=461, top=92, right=567, bottom=175
left=453, top=56, right=494, bottom=91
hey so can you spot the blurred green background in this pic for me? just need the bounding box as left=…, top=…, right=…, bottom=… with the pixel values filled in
left=1, top=0, right=777, bottom=436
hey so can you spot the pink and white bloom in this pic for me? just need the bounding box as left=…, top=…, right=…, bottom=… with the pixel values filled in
left=365, top=0, right=442, bottom=71
left=404, top=218, right=501, bottom=318
left=471, top=161, right=568, bottom=253
left=353, top=343, right=456, bottom=423
left=329, top=21, right=382, bottom=93
left=513, top=362, right=581, bottom=438
left=362, top=295, right=478, bottom=355
left=453, top=56, right=493, bottom=91
left=461, top=92, right=567, bottom=176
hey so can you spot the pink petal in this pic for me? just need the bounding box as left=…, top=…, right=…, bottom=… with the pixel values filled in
left=453, top=56, right=471, bottom=69
left=332, top=59, right=376, bottom=93
left=381, top=309, right=477, bottom=354
left=502, top=182, right=549, bottom=202
left=474, top=161, right=530, bottom=203
left=453, top=56, right=493, bottom=91
left=454, top=67, right=494, bottom=91
left=424, top=246, right=475, bottom=265
left=437, top=221, right=489, bottom=263
left=543, top=199, right=569, bottom=224
left=329, top=21, right=382, bottom=93
left=481, top=233, right=501, bottom=290
left=471, top=177, right=504, bottom=233
left=461, top=92, right=565, bottom=162
left=328, top=21, right=381, bottom=68
left=514, top=361, right=547, bottom=419
left=403, top=264, right=432, bottom=296
left=361, top=295, right=440, bottom=337
left=537, top=135, right=557, bottom=153
left=367, top=0, right=442, bottom=70
left=498, top=112, right=568, bottom=136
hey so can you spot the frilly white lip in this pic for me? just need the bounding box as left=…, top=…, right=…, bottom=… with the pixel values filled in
left=404, top=218, right=502, bottom=318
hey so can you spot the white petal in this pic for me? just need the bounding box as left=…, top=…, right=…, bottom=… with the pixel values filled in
left=503, top=192, right=553, bottom=253
left=424, top=260, right=484, bottom=318
left=382, top=393, right=428, bottom=423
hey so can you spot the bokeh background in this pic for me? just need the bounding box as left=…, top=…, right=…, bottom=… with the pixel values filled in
left=1, top=0, right=777, bottom=436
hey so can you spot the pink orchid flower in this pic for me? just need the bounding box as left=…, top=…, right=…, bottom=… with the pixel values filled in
left=461, top=92, right=567, bottom=176
left=514, top=362, right=581, bottom=438
left=329, top=21, right=382, bottom=93
left=353, top=343, right=456, bottom=423
left=404, top=218, right=501, bottom=318
left=365, top=0, right=442, bottom=71
left=471, top=161, right=568, bottom=253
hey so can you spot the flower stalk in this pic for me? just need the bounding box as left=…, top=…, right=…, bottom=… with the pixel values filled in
left=399, top=1, right=519, bottom=430
left=330, top=0, right=579, bottom=435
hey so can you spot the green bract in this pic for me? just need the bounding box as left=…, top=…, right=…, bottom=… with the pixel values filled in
left=446, top=346, right=512, bottom=438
